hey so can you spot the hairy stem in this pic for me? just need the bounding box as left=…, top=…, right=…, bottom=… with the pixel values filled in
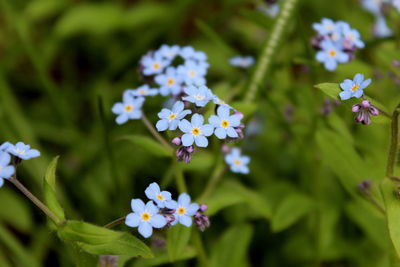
left=104, top=216, right=126, bottom=229
left=386, top=105, right=400, bottom=177
left=141, top=114, right=172, bottom=151
left=245, top=0, right=300, bottom=103
left=9, top=175, right=61, bottom=225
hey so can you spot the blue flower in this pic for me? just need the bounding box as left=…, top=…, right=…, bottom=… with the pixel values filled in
left=361, top=0, right=382, bottom=15
left=312, top=18, right=337, bottom=35
left=229, top=56, right=255, bottom=68
left=177, top=60, right=207, bottom=86
left=156, top=101, right=192, bottom=131
left=339, top=73, right=371, bottom=100
left=7, top=142, right=40, bottom=160
left=316, top=40, right=349, bottom=71
left=154, top=67, right=183, bottom=96
left=156, top=44, right=180, bottom=61
left=0, top=142, right=11, bottom=151
left=170, top=193, right=199, bottom=227
left=112, top=94, right=145, bottom=124
left=125, top=199, right=167, bottom=238
left=178, top=114, right=214, bottom=147
left=182, top=85, right=213, bottom=107
left=225, top=148, right=250, bottom=174
left=209, top=106, right=241, bottom=139
left=212, top=95, right=235, bottom=110
left=179, top=46, right=196, bottom=60
left=145, top=182, right=176, bottom=209
left=140, top=54, right=169, bottom=76
left=0, top=152, right=15, bottom=187
left=342, top=26, right=364, bottom=49
left=126, top=85, right=158, bottom=97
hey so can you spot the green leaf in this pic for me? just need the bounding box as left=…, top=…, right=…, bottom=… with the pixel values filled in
left=43, top=156, right=65, bottom=226
left=210, top=224, right=253, bottom=267
left=167, top=224, right=191, bottom=262
left=58, top=220, right=153, bottom=257
left=132, top=248, right=196, bottom=267
left=121, top=135, right=172, bottom=158
left=381, top=178, right=400, bottom=258
left=271, top=193, right=314, bottom=232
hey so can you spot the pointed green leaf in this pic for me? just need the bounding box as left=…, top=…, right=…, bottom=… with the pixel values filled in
left=58, top=220, right=153, bottom=258
left=121, top=135, right=172, bottom=157
left=167, top=224, right=191, bottom=262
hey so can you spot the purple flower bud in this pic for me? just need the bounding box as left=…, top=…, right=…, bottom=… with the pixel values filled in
left=172, top=137, right=182, bottom=146
left=235, top=111, right=244, bottom=120
left=352, top=104, right=361, bottom=113
left=392, top=60, right=400, bottom=68
left=357, top=179, right=372, bottom=193
left=370, top=106, right=379, bottom=116
left=186, top=146, right=194, bottom=153
left=352, top=100, right=379, bottom=125
left=176, top=146, right=195, bottom=163
left=361, top=100, right=371, bottom=108
left=221, top=144, right=230, bottom=154
left=199, top=204, right=208, bottom=212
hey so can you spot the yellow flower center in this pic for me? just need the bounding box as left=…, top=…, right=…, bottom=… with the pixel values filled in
left=124, top=105, right=133, bottom=112
left=141, top=212, right=151, bottom=221
left=218, top=100, right=226, bottom=105
left=138, top=89, right=147, bottom=95
left=194, top=95, right=204, bottom=100
left=221, top=120, right=229, bottom=128
left=191, top=128, right=200, bottom=136
left=153, top=63, right=161, bottom=70
left=188, top=71, right=196, bottom=77
left=234, top=159, right=241, bottom=166
left=348, top=34, right=354, bottom=40
left=168, top=113, right=177, bottom=120
left=351, top=84, right=360, bottom=92
left=167, top=78, right=175, bottom=86
left=156, top=194, right=164, bottom=201
left=328, top=49, right=337, bottom=57
left=177, top=207, right=186, bottom=215
left=15, top=149, right=25, bottom=155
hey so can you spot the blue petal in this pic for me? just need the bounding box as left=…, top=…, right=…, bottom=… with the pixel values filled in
left=194, top=135, right=208, bottom=147
left=215, top=128, right=227, bottom=139
left=241, top=156, right=250, bottom=165
left=125, top=213, right=141, bottom=227
left=168, top=120, right=179, bottom=130
left=165, top=200, right=178, bottom=209
left=354, top=73, right=364, bottom=84
left=181, top=133, right=195, bottom=146
left=178, top=120, right=192, bottom=133
left=112, top=103, right=124, bottom=114
left=172, top=101, right=184, bottom=113
left=226, top=127, right=238, bottom=138
left=158, top=109, right=171, bottom=119
left=145, top=182, right=160, bottom=200
left=360, top=78, right=372, bottom=89
left=200, top=124, right=214, bottom=136
left=178, top=193, right=191, bottom=206
left=191, top=114, right=204, bottom=127
left=0, top=178, right=3, bottom=188
left=0, top=152, right=11, bottom=166
left=145, top=201, right=159, bottom=215
left=353, top=89, right=364, bottom=98
left=179, top=215, right=192, bottom=227
left=160, top=191, right=172, bottom=201
left=325, top=60, right=337, bottom=71
left=27, top=149, right=40, bottom=158
left=229, top=115, right=241, bottom=127
left=1, top=166, right=15, bottom=179
left=177, top=110, right=192, bottom=120
left=150, top=214, right=167, bottom=228
left=156, top=119, right=169, bottom=132
left=186, top=203, right=200, bottom=216
left=116, top=114, right=129, bottom=124
left=131, top=199, right=145, bottom=213
left=138, top=222, right=153, bottom=238
left=217, top=106, right=230, bottom=118
left=339, top=91, right=352, bottom=100
left=340, top=80, right=353, bottom=91
left=208, top=115, right=220, bottom=127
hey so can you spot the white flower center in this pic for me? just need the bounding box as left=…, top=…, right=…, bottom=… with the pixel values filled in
left=15, top=149, right=25, bottom=155
left=194, top=95, right=204, bottom=100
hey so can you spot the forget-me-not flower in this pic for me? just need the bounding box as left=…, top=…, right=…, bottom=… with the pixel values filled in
left=0, top=152, right=15, bottom=187
left=145, top=182, right=176, bottom=209
left=154, top=67, right=183, bottom=96
left=177, top=60, right=207, bottom=86
left=339, top=73, right=371, bottom=100
left=316, top=40, right=349, bottom=71
left=170, top=193, right=199, bottom=227
left=342, top=26, right=365, bottom=49
left=225, top=148, right=250, bottom=174
left=125, top=199, right=167, bottom=238
left=141, top=54, right=169, bottom=76
left=112, top=94, right=145, bottom=124
left=7, top=142, right=40, bottom=160
left=212, top=95, right=234, bottom=110
left=313, top=18, right=337, bottom=35
left=156, top=101, right=192, bottom=131
left=126, top=85, right=158, bottom=97
left=182, top=85, right=213, bottom=107
left=156, top=44, right=180, bottom=60
left=209, top=106, right=241, bottom=139
left=178, top=114, right=214, bottom=147
left=229, top=56, right=255, bottom=68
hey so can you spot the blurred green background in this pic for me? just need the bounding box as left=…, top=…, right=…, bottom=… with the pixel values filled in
left=1, top=0, right=400, bottom=266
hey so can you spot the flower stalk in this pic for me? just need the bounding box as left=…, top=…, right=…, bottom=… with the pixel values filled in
left=386, top=104, right=400, bottom=177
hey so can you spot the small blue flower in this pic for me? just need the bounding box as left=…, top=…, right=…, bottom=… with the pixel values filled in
left=156, top=44, right=180, bottom=60
left=0, top=152, right=15, bottom=187
left=141, top=54, right=169, bottom=76
left=7, top=142, right=40, bottom=160
left=209, top=106, right=241, bottom=139
left=225, top=148, right=250, bottom=174
left=229, top=56, right=255, bottom=68
left=112, top=94, right=145, bottom=124
left=126, top=85, right=158, bottom=97
left=339, top=73, right=371, bottom=100
left=179, top=46, right=196, bottom=60
left=312, top=18, right=337, bottom=35
left=342, top=26, right=364, bottom=49
left=212, top=95, right=234, bottom=110
left=156, top=101, right=192, bottom=131
left=154, top=67, right=183, bottom=96
left=178, top=114, right=214, bottom=147
left=182, top=85, right=213, bottom=107
left=177, top=60, right=207, bottom=86
left=145, top=182, right=176, bottom=209
left=170, top=193, right=199, bottom=227
left=125, top=199, right=167, bottom=238
left=316, top=40, right=349, bottom=71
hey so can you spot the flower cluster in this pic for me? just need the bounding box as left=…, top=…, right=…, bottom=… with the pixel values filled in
left=312, top=18, right=364, bottom=71
left=0, top=142, right=40, bottom=187
left=125, top=182, right=209, bottom=238
left=338, top=73, right=380, bottom=125
left=223, top=146, right=250, bottom=174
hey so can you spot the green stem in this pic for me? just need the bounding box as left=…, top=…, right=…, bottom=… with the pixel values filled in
left=173, top=160, right=187, bottom=193
left=386, top=105, right=400, bottom=177
left=191, top=230, right=209, bottom=267
left=103, top=217, right=126, bottom=229
left=244, top=0, right=299, bottom=103
left=141, top=114, right=172, bottom=152
left=9, top=175, right=61, bottom=225
left=198, top=161, right=226, bottom=203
